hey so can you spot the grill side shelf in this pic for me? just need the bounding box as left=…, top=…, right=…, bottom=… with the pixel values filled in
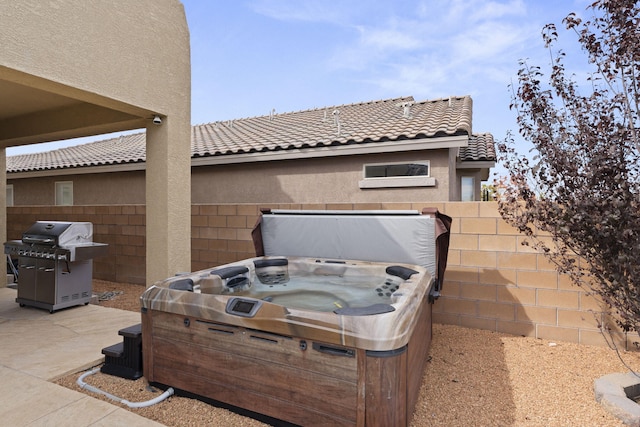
left=72, top=243, right=109, bottom=261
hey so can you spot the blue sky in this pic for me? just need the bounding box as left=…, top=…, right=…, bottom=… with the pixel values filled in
left=8, top=0, right=594, bottom=179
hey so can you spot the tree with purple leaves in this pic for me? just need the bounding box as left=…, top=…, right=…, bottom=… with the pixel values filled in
left=497, top=0, right=640, bottom=333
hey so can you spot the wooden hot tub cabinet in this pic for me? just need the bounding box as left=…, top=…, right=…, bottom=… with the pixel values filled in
left=141, top=294, right=432, bottom=427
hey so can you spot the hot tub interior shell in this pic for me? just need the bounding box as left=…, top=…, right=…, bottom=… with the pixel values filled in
left=141, top=209, right=451, bottom=427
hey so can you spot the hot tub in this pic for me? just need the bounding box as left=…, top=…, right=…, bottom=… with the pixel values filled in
left=141, top=209, right=451, bottom=427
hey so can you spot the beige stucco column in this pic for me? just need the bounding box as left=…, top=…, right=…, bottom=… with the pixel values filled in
left=0, top=0, right=192, bottom=286
left=146, top=116, right=192, bottom=285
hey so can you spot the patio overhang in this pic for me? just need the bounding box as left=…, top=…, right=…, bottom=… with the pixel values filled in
left=0, top=0, right=192, bottom=286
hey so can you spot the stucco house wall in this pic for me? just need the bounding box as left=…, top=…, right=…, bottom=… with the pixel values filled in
left=194, top=149, right=454, bottom=203
left=11, top=171, right=145, bottom=206
left=7, top=146, right=465, bottom=205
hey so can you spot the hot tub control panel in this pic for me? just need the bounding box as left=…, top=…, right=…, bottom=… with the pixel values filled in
left=225, top=297, right=262, bottom=318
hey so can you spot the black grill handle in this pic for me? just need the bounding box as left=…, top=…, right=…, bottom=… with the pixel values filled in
left=22, top=237, right=55, bottom=245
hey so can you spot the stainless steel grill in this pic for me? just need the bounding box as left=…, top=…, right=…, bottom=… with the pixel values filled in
left=4, top=221, right=108, bottom=313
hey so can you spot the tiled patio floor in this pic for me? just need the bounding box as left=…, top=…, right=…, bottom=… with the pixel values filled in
left=0, top=286, right=162, bottom=426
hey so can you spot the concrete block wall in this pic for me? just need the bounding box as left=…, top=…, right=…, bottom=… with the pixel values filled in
left=7, top=202, right=628, bottom=348
left=432, top=202, right=627, bottom=349
left=191, top=204, right=258, bottom=271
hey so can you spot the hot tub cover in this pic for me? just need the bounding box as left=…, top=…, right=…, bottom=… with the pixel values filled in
left=252, top=207, right=451, bottom=296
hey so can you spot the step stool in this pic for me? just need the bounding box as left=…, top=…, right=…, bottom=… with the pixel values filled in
left=101, top=323, right=143, bottom=380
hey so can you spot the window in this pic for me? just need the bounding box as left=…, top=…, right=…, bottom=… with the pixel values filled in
left=359, top=161, right=435, bottom=189
left=55, top=181, right=73, bottom=206
left=6, top=184, right=13, bottom=207
left=364, top=162, right=429, bottom=178
left=461, top=176, right=475, bottom=201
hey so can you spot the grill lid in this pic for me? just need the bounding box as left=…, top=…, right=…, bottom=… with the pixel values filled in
left=21, top=221, right=93, bottom=247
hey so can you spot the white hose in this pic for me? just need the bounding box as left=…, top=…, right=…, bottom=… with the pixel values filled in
left=77, top=367, right=174, bottom=408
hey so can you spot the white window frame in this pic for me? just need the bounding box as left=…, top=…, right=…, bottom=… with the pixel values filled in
left=461, top=176, right=475, bottom=201
left=6, top=184, right=13, bottom=207
left=55, top=181, right=73, bottom=206
left=359, top=160, right=435, bottom=189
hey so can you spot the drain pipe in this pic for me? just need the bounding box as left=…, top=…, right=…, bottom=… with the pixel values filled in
left=77, top=367, right=174, bottom=408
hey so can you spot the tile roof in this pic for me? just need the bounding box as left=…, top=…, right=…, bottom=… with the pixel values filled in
left=459, top=133, right=496, bottom=162
left=7, top=95, right=493, bottom=173
left=8, top=133, right=147, bottom=172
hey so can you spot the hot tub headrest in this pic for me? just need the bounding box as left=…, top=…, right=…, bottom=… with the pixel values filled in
left=210, top=266, right=249, bottom=279
left=386, top=266, right=418, bottom=280
left=168, top=278, right=194, bottom=292
left=254, top=258, right=288, bottom=268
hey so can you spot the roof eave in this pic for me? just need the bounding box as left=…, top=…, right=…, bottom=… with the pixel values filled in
left=191, top=135, right=470, bottom=167
left=456, top=160, right=496, bottom=169
left=7, top=161, right=146, bottom=179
